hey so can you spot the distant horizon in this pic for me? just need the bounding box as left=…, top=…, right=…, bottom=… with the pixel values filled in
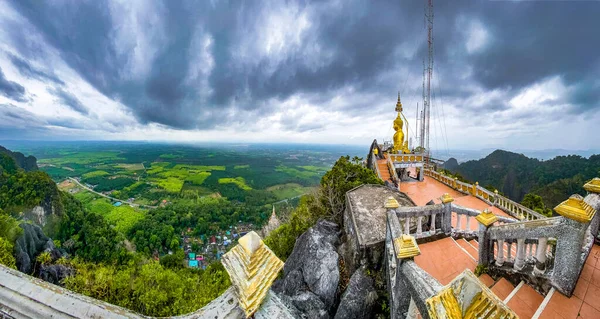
left=2, top=139, right=598, bottom=163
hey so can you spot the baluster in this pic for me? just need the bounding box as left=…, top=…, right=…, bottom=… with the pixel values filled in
left=405, top=218, right=410, bottom=235
left=496, top=239, right=505, bottom=266
left=456, top=214, right=462, bottom=230
left=417, top=216, right=423, bottom=236
left=514, top=238, right=526, bottom=270
left=507, top=242, right=512, bottom=261
left=466, top=216, right=471, bottom=231
left=534, top=238, right=548, bottom=275
left=430, top=213, right=436, bottom=233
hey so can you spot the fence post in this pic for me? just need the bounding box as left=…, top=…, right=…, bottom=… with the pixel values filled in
left=441, top=193, right=454, bottom=234
left=552, top=195, right=595, bottom=296
left=475, top=209, right=498, bottom=267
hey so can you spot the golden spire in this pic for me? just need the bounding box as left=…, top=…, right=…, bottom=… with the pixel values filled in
left=395, top=91, right=403, bottom=112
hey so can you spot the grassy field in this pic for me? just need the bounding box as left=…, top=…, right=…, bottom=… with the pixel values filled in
left=9, top=141, right=361, bottom=207
left=218, top=177, right=252, bottom=190
left=266, top=183, right=315, bottom=201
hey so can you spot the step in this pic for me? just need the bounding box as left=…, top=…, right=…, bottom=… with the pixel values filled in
left=468, top=239, right=479, bottom=249
left=505, top=281, right=545, bottom=319
left=456, top=238, right=478, bottom=260
left=490, top=278, right=514, bottom=301
left=478, top=274, right=495, bottom=288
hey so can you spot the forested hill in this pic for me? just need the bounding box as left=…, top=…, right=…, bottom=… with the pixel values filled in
left=0, top=146, right=38, bottom=171
left=446, top=149, right=600, bottom=208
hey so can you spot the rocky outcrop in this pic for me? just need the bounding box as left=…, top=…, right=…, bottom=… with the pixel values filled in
left=0, top=145, right=38, bottom=171
left=39, top=264, right=74, bottom=285
left=274, top=220, right=341, bottom=317
left=442, top=157, right=459, bottom=171
left=14, top=223, right=62, bottom=274
left=333, top=267, right=377, bottom=319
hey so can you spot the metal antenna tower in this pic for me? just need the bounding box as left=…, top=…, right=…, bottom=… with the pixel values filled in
left=420, top=0, right=434, bottom=154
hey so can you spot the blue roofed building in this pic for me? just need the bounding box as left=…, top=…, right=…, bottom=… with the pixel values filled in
left=113, top=202, right=122, bottom=207
left=188, top=260, right=199, bottom=268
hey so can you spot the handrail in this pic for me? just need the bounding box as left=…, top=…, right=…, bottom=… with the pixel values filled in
left=423, top=169, right=546, bottom=221
left=372, top=152, right=383, bottom=179
left=387, top=155, right=400, bottom=185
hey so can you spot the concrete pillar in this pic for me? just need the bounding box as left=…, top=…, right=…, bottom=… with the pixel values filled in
left=405, top=218, right=410, bottom=235
left=514, top=238, right=526, bottom=270
left=477, top=223, right=491, bottom=266
left=506, top=242, right=512, bottom=261
left=552, top=218, right=587, bottom=296
left=534, top=237, right=548, bottom=275
left=417, top=217, right=423, bottom=236
left=441, top=201, right=453, bottom=235
left=457, top=214, right=462, bottom=231
left=430, top=213, right=436, bottom=234
left=495, top=239, right=505, bottom=266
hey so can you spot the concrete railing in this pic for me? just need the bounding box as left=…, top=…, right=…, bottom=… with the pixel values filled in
left=424, top=169, right=547, bottom=221
left=481, top=192, right=600, bottom=296
left=385, top=197, right=519, bottom=319
left=386, top=155, right=400, bottom=186
left=372, top=151, right=383, bottom=178
left=386, top=191, right=600, bottom=298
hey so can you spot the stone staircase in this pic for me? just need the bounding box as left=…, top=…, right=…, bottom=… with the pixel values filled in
left=377, top=158, right=391, bottom=182
left=414, top=235, right=600, bottom=318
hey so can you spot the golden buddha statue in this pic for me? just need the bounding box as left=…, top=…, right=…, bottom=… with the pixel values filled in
left=392, top=93, right=410, bottom=154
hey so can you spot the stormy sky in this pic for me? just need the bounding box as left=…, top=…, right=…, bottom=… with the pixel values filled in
left=0, top=0, right=598, bottom=151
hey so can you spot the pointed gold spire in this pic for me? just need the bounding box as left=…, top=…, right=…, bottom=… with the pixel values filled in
left=554, top=194, right=596, bottom=223
left=393, top=234, right=420, bottom=259
left=475, top=209, right=498, bottom=227
left=395, top=91, right=403, bottom=112
left=222, top=231, right=284, bottom=317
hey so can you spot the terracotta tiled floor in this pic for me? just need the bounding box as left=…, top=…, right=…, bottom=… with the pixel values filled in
left=456, top=238, right=478, bottom=260
left=491, top=278, right=514, bottom=301
left=399, top=176, right=464, bottom=206
left=506, top=283, right=544, bottom=319
left=399, top=176, right=514, bottom=222
left=414, top=237, right=477, bottom=285
left=478, top=273, right=495, bottom=288
left=538, top=245, right=600, bottom=319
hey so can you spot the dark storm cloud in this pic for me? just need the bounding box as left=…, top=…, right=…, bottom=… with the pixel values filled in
left=0, top=67, right=28, bottom=102
left=50, top=87, right=89, bottom=115
left=5, top=0, right=600, bottom=130
left=7, top=53, right=65, bottom=86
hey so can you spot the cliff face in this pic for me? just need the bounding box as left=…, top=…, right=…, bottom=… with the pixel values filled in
left=0, top=146, right=62, bottom=228
left=0, top=145, right=38, bottom=171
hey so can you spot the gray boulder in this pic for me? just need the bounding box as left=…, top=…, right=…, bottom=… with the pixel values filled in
left=274, top=219, right=341, bottom=316
left=333, top=267, right=377, bottom=319
left=39, top=264, right=74, bottom=285
left=14, top=223, right=61, bottom=274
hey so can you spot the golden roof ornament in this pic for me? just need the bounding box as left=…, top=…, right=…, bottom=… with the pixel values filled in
left=221, top=231, right=284, bottom=317
left=554, top=194, right=596, bottom=223
left=440, top=193, right=454, bottom=204
left=395, top=92, right=403, bottom=112
left=393, top=234, right=420, bottom=259
left=426, top=269, right=517, bottom=319
left=385, top=196, right=400, bottom=209
left=584, top=177, right=600, bottom=193
left=475, top=208, right=498, bottom=227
